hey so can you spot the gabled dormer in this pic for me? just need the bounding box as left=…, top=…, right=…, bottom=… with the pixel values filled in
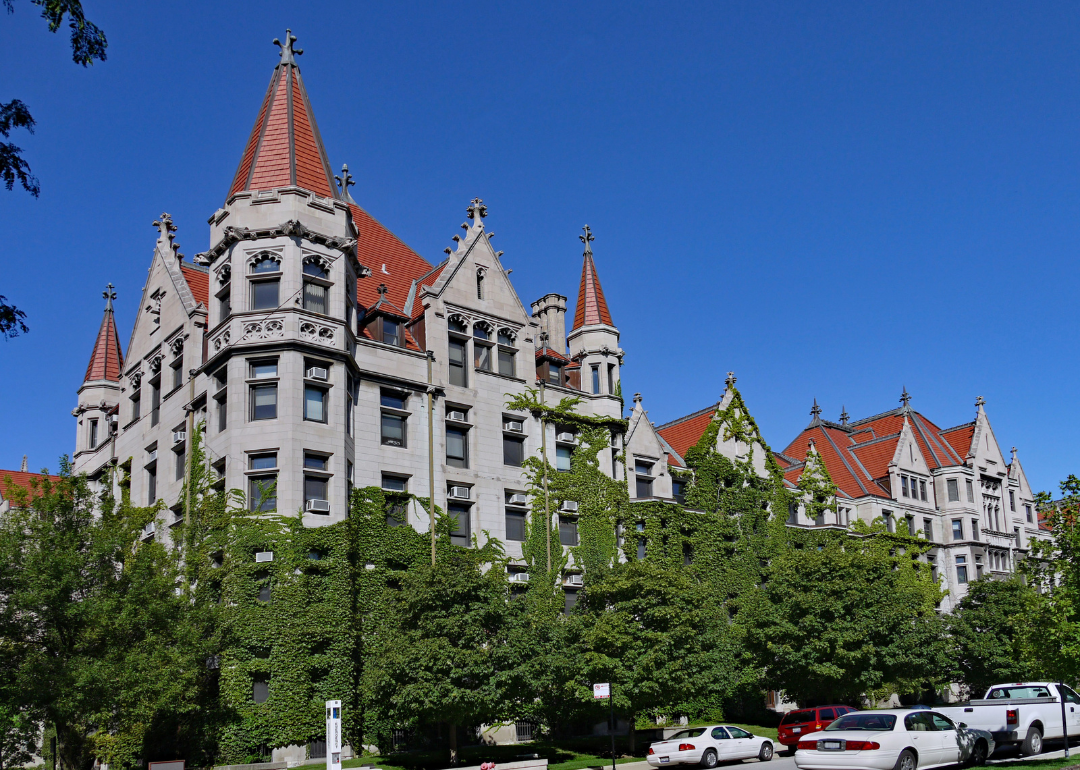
left=625, top=393, right=672, bottom=500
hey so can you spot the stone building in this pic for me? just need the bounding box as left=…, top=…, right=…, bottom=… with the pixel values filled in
left=657, top=386, right=1051, bottom=612
left=70, top=32, right=634, bottom=567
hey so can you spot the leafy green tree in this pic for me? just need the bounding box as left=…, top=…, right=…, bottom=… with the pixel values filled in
left=0, top=703, right=39, bottom=770
left=363, top=544, right=515, bottom=764
left=577, top=560, right=707, bottom=751
left=740, top=525, right=949, bottom=706
left=949, top=576, right=1040, bottom=698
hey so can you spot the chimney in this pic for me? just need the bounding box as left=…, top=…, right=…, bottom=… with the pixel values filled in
left=530, top=294, right=567, bottom=354
left=20, top=455, right=28, bottom=473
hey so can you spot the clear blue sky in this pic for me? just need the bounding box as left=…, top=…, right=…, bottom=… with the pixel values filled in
left=2, top=1, right=1078, bottom=493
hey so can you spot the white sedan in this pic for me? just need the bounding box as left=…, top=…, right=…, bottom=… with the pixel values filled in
left=647, top=725, right=775, bottom=768
left=794, top=710, right=996, bottom=770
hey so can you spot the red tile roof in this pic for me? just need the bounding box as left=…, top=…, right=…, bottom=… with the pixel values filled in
left=0, top=470, right=62, bottom=506
left=84, top=305, right=124, bottom=383
left=940, top=423, right=975, bottom=461
left=571, top=250, right=614, bottom=330
left=180, top=263, right=209, bottom=307
left=350, top=202, right=434, bottom=313
left=408, top=263, right=447, bottom=320
left=228, top=58, right=337, bottom=200
left=536, top=347, right=571, bottom=363
left=656, top=404, right=720, bottom=460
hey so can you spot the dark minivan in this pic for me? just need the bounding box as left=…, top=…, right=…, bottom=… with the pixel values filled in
left=777, top=706, right=857, bottom=752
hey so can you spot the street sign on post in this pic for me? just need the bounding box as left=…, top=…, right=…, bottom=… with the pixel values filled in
left=326, top=699, right=342, bottom=770
left=593, top=684, right=615, bottom=770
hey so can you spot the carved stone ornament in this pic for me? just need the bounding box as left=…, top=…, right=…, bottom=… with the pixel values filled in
left=216, top=263, right=232, bottom=285
left=473, top=319, right=494, bottom=335
left=241, top=318, right=284, bottom=342
left=212, top=328, right=232, bottom=352
left=300, top=321, right=336, bottom=346
left=497, top=327, right=517, bottom=343
left=128, top=371, right=143, bottom=390
left=169, top=335, right=186, bottom=357
left=148, top=354, right=164, bottom=374
left=303, top=253, right=334, bottom=272
left=246, top=250, right=282, bottom=271
left=447, top=313, right=469, bottom=330
left=195, top=219, right=360, bottom=268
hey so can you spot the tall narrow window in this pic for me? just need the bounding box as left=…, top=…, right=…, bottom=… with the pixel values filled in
left=448, top=338, right=467, bottom=387
left=302, top=260, right=330, bottom=314
left=1009, top=490, right=1015, bottom=511
left=217, top=394, right=227, bottom=432
left=559, top=516, right=579, bottom=546
left=150, top=379, right=161, bottom=427
left=446, top=427, right=468, bottom=468
left=923, top=519, right=933, bottom=541
left=382, top=318, right=401, bottom=347
left=947, top=478, right=959, bottom=502
left=607, top=364, right=616, bottom=394
left=952, top=519, right=963, bottom=541
left=505, top=492, right=527, bottom=541
left=548, top=363, right=562, bottom=385
left=88, top=419, right=99, bottom=449
left=503, top=435, right=525, bottom=467
left=476, top=270, right=484, bottom=300
left=591, top=365, right=600, bottom=394
left=956, top=556, right=968, bottom=584
left=130, top=387, right=141, bottom=421
left=920, top=480, right=927, bottom=501
left=175, top=446, right=186, bottom=481
left=449, top=503, right=470, bottom=547
left=251, top=384, right=278, bottom=421
left=556, top=445, right=572, bottom=472
left=965, top=479, right=974, bottom=502
left=497, top=331, right=516, bottom=377
left=304, top=385, right=328, bottom=423
left=171, top=357, right=184, bottom=391
left=474, top=325, right=492, bottom=372
left=1025, top=504, right=1033, bottom=523
left=248, top=453, right=278, bottom=512
left=901, top=476, right=909, bottom=497
left=147, top=464, right=157, bottom=504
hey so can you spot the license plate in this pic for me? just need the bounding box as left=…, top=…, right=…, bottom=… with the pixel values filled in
left=793, top=727, right=801, bottom=733
left=822, top=741, right=842, bottom=751
left=660, top=758, right=670, bottom=764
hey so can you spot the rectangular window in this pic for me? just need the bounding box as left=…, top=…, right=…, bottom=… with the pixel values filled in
left=89, top=419, right=99, bottom=449
left=920, top=480, right=927, bottom=501
left=381, top=412, right=406, bottom=447
left=303, top=281, right=328, bottom=314
left=150, top=380, right=160, bottom=426
left=304, top=475, right=329, bottom=511
left=637, top=538, right=646, bottom=560
left=952, top=519, right=963, bottom=540
left=219, top=291, right=231, bottom=320
left=956, top=556, right=968, bottom=584
left=175, top=447, right=185, bottom=481
left=475, top=342, right=492, bottom=372
left=449, top=503, right=470, bottom=547
left=636, top=476, right=653, bottom=498
left=548, top=363, right=562, bottom=385
left=901, top=475, right=909, bottom=497
left=251, top=279, right=280, bottom=310
left=380, top=390, right=406, bottom=410
left=1014, top=527, right=1022, bottom=547
left=882, top=510, right=894, bottom=533
left=250, top=384, right=278, bottom=420
left=217, top=395, right=227, bottom=431
left=966, top=479, right=974, bottom=502
left=172, top=359, right=183, bottom=391
left=556, top=445, right=572, bottom=472
left=498, top=347, right=515, bottom=377
left=131, top=389, right=141, bottom=421
left=304, top=385, right=327, bottom=423
left=448, top=338, right=467, bottom=387
left=251, top=360, right=277, bottom=379
left=304, top=453, right=327, bottom=471
left=381, top=474, right=407, bottom=492
left=972, top=519, right=980, bottom=541
left=906, top=515, right=916, bottom=536
left=947, top=478, right=959, bottom=502
left=505, top=509, right=526, bottom=541
left=607, top=363, right=616, bottom=394
left=147, top=464, right=157, bottom=503
left=559, top=516, right=579, bottom=546
left=591, top=365, right=600, bottom=394
left=672, top=479, right=686, bottom=505
left=446, top=427, right=468, bottom=468
left=252, top=678, right=269, bottom=704
left=503, top=435, right=525, bottom=467
left=1009, top=490, right=1015, bottom=511
left=382, top=318, right=400, bottom=347
left=564, top=589, right=578, bottom=615
left=923, top=519, right=933, bottom=541
left=249, top=475, right=277, bottom=512
left=1025, top=504, right=1033, bottom=523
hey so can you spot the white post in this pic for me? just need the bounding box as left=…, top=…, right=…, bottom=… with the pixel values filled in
left=326, top=700, right=342, bottom=770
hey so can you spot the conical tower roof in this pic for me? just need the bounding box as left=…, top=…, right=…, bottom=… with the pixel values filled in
left=227, top=30, right=338, bottom=201
left=570, top=225, right=614, bottom=331
left=84, top=284, right=123, bottom=383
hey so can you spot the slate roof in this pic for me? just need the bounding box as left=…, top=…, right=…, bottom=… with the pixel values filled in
left=0, top=470, right=62, bottom=506
left=571, top=249, right=614, bottom=330
left=84, top=304, right=124, bottom=383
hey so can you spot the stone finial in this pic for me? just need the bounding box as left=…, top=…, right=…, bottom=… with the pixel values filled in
left=900, top=387, right=912, bottom=408
left=103, top=283, right=116, bottom=311
left=153, top=213, right=177, bottom=244
left=467, top=197, right=487, bottom=227
left=20, top=455, right=27, bottom=473
left=377, top=283, right=388, bottom=296
left=810, top=398, right=822, bottom=420
left=580, top=224, right=595, bottom=255
left=839, top=406, right=849, bottom=426
left=726, top=371, right=737, bottom=388
left=1011, top=447, right=1018, bottom=464
left=274, top=29, right=303, bottom=65
left=335, top=163, right=355, bottom=197
left=975, top=395, right=986, bottom=408
left=633, top=393, right=643, bottom=407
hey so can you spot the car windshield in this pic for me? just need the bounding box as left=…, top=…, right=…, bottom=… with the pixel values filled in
left=668, top=728, right=706, bottom=740
left=781, top=710, right=816, bottom=725
left=826, top=714, right=897, bottom=732
left=988, top=686, right=1051, bottom=699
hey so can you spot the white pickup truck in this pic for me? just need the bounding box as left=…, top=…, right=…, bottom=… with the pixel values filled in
left=936, top=682, right=1080, bottom=756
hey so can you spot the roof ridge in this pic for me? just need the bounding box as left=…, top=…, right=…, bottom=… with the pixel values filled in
left=656, top=403, right=720, bottom=430
left=850, top=432, right=902, bottom=447
left=847, top=406, right=906, bottom=426
left=939, top=420, right=977, bottom=433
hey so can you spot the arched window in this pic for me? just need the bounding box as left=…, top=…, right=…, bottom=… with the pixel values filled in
left=476, top=269, right=485, bottom=300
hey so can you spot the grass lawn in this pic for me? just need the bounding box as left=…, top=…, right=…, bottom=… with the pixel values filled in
left=989, top=757, right=1080, bottom=770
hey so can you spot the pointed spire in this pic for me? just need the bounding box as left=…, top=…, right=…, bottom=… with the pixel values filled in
left=809, top=398, right=822, bottom=425
left=570, top=225, right=614, bottom=331
left=84, top=284, right=124, bottom=383
left=227, top=29, right=337, bottom=201
left=335, top=163, right=356, bottom=203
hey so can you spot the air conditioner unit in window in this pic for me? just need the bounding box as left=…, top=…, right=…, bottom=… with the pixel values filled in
left=447, top=410, right=468, bottom=422
left=504, top=420, right=524, bottom=433
left=172, top=431, right=186, bottom=444
left=255, top=551, right=274, bottom=563
left=305, top=499, right=331, bottom=513
left=565, top=573, right=584, bottom=586
left=560, top=500, right=579, bottom=513
left=556, top=432, right=576, bottom=443
left=511, top=572, right=530, bottom=583
left=147, top=450, right=158, bottom=462
left=306, top=367, right=329, bottom=381
left=509, top=493, right=528, bottom=505
left=448, top=486, right=471, bottom=500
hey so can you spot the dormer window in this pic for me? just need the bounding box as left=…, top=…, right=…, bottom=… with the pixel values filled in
left=382, top=318, right=400, bottom=347
left=548, top=363, right=562, bottom=385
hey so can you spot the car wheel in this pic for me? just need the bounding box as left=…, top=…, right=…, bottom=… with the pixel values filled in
left=894, top=749, right=917, bottom=770
left=967, top=739, right=988, bottom=767
left=758, top=742, right=773, bottom=762
left=1021, top=727, right=1043, bottom=757
left=700, top=749, right=719, bottom=769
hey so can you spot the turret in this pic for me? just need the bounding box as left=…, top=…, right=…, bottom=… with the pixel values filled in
left=566, top=225, right=622, bottom=397
left=73, top=284, right=123, bottom=463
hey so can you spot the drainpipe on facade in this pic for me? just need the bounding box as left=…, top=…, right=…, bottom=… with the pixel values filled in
left=540, top=380, right=551, bottom=574
left=184, top=358, right=195, bottom=527
left=428, top=351, right=436, bottom=566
